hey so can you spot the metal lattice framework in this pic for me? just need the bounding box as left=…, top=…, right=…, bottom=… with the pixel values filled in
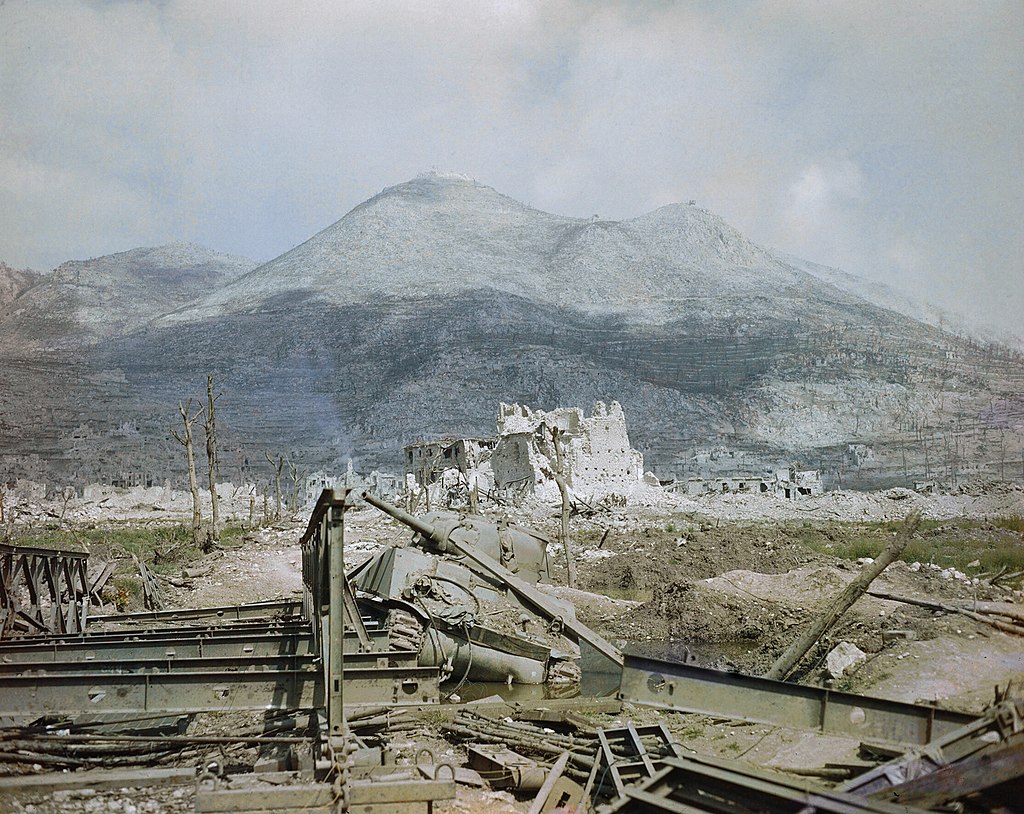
left=1, top=543, right=90, bottom=639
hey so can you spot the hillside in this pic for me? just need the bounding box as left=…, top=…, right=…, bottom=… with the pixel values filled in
left=163, top=173, right=873, bottom=329
left=0, top=244, right=258, bottom=352
left=1, top=174, right=1022, bottom=491
left=0, top=262, right=42, bottom=309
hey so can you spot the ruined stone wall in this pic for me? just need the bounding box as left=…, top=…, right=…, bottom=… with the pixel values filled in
left=493, top=401, right=644, bottom=494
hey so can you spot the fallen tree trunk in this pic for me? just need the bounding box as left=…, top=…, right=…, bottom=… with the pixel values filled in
left=763, top=509, right=921, bottom=681
left=958, top=600, right=1024, bottom=623
left=867, top=590, right=1024, bottom=636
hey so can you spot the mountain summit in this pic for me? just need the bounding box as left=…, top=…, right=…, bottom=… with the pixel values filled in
left=165, top=172, right=858, bottom=326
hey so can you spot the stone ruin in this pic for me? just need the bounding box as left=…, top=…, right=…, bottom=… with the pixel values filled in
left=490, top=400, right=647, bottom=500
left=402, top=401, right=654, bottom=505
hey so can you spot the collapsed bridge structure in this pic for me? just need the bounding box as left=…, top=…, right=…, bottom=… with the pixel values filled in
left=0, top=490, right=1021, bottom=812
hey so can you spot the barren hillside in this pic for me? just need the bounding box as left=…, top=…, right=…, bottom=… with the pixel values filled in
left=1, top=174, right=1022, bottom=490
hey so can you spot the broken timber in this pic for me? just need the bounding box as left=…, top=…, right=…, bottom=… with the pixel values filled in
left=763, top=508, right=920, bottom=681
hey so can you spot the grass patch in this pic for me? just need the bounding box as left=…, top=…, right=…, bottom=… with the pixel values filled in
left=788, top=517, right=1024, bottom=573
left=994, top=515, right=1024, bottom=534
left=674, top=721, right=706, bottom=741
left=9, top=524, right=246, bottom=574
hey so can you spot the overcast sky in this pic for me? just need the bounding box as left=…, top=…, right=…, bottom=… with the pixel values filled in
left=1, top=1, right=1021, bottom=336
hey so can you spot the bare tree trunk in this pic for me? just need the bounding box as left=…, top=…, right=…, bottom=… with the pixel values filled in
left=172, top=400, right=205, bottom=546
left=204, top=375, right=220, bottom=541
left=265, top=451, right=284, bottom=520
left=286, top=460, right=301, bottom=511
left=764, top=509, right=921, bottom=681
left=551, top=428, right=576, bottom=588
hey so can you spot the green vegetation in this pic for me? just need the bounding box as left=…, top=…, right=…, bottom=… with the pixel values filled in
left=674, top=721, right=706, bottom=741
left=788, top=517, right=1024, bottom=573
left=8, top=523, right=246, bottom=574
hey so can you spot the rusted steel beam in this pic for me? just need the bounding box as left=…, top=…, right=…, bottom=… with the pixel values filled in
left=841, top=699, right=1024, bottom=801
left=5, top=618, right=314, bottom=644
left=620, top=653, right=974, bottom=746
left=602, top=754, right=931, bottom=814
left=195, top=778, right=455, bottom=812
left=0, top=664, right=439, bottom=719
left=0, top=766, right=194, bottom=794
left=87, top=598, right=304, bottom=626
left=0, top=628, right=393, bottom=662
left=0, top=648, right=419, bottom=675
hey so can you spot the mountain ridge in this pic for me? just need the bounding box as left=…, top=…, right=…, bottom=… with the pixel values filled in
left=0, top=173, right=1021, bottom=491
left=159, top=173, right=862, bottom=327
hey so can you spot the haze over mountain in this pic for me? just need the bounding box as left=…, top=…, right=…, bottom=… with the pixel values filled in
left=1, top=173, right=1022, bottom=492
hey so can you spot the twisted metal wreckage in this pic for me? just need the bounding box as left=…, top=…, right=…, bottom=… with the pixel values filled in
left=0, top=488, right=1021, bottom=812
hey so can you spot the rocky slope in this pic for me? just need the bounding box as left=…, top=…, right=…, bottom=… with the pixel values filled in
left=0, top=262, right=42, bottom=309
left=0, top=244, right=257, bottom=352
left=166, top=173, right=867, bottom=327
left=1, top=174, right=1022, bottom=491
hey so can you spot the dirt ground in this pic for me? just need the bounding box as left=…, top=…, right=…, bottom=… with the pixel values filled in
left=3, top=487, right=1023, bottom=812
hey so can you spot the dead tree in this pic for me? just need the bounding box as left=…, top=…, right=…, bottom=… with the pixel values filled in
left=550, top=427, right=577, bottom=589
left=287, top=459, right=305, bottom=512
left=58, top=486, right=76, bottom=527
left=265, top=451, right=285, bottom=520
left=171, top=400, right=205, bottom=546
left=203, top=375, right=220, bottom=541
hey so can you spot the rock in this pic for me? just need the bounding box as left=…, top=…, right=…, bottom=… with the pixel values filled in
left=825, top=641, right=867, bottom=679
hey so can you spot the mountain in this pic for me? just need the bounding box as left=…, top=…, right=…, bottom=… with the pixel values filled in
left=0, top=262, right=42, bottom=309
left=0, top=244, right=258, bottom=353
left=166, top=172, right=862, bottom=327
left=1, top=173, right=1022, bottom=491
left=787, top=255, right=1024, bottom=352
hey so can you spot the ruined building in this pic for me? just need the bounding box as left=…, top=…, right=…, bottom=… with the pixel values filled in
left=490, top=401, right=645, bottom=497
left=680, top=466, right=823, bottom=499
left=399, top=401, right=649, bottom=503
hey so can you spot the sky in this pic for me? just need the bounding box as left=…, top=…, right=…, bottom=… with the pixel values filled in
left=1, top=0, right=1022, bottom=337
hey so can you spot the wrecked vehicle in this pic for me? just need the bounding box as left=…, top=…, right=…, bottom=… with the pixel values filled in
left=352, top=493, right=586, bottom=687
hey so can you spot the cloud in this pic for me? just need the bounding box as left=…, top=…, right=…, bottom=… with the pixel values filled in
left=0, top=0, right=1021, bottom=336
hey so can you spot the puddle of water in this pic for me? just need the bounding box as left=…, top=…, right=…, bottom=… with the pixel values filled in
left=441, top=639, right=758, bottom=705
left=447, top=640, right=623, bottom=703
left=624, top=639, right=758, bottom=667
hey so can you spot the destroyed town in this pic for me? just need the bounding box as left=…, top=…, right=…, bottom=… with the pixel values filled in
left=1, top=4, right=1023, bottom=814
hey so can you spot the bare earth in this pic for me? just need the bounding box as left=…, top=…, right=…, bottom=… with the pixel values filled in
left=2, top=485, right=1022, bottom=812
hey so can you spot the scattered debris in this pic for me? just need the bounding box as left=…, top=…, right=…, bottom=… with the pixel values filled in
left=825, top=641, right=868, bottom=679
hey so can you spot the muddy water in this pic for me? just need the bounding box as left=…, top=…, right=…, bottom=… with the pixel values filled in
left=448, top=641, right=623, bottom=703
left=447, top=639, right=756, bottom=704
